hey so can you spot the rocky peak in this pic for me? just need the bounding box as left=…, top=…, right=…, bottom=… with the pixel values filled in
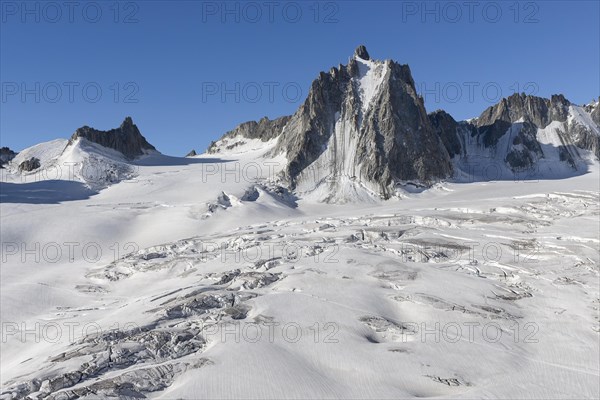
left=354, top=45, right=370, bottom=60
left=70, top=117, right=156, bottom=159
left=120, top=116, right=135, bottom=129
left=0, top=146, right=17, bottom=167
left=185, top=149, right=197, bottom=157
left=207, top=48, right=598, bottom=200
left=273, top=47, right=451, bottom=199
left=473, top=93, right=573, bottom=149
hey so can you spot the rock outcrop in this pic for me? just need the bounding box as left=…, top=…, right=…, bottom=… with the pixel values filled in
left=207, top=116, right=291, bottom=153
left=18, top=157, right=41, bottom=172
left=589, top=99, right=600, bottom=125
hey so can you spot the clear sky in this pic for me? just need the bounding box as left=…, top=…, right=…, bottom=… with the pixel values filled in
left=1, top=0, right=598, bottom=155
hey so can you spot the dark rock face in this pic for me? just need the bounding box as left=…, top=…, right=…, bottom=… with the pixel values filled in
left=186, top=149, right=197, bottom=157
left=504, top=121, right=544, bottom=169
left=567, top=117, right=600, bottom=159
left=0, top=147, right=17, bottom=168
left=354, top=45, right=370, bottom=60
left=69, top=117, right=156, bottom=159
left=357, top=61, right=452, bottom=190
left=273, top=64, right=352, bottom=182
left=428, top=110, right=463, bottom=157
left=19, top=157, right=40, bottom=172
left=207, top=116, right=291, bottom=153
left=474, top=93, right=569, bottom=149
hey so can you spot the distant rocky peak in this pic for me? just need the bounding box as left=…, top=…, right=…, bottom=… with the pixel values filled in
left=477, top=93, right=571, bottom=129
left=354, top=45, right=370, bottom=60
left=0, top=146, right=17, bottom=167
left=120, top=116, right=135, bottom=130
left=70, top=117, right=157, bottom=159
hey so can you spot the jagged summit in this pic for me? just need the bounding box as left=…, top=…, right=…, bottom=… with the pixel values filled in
left=120, top=116, right=135, bottom=130
left=354, top=45, right=370, bottom=60
left=273, top=47, right=451, bottom=201
left=476, top=93, right=571, bottom=129
left=69, top=117, right=157, bottom=159
left=428, top=92, right=599, bottom=175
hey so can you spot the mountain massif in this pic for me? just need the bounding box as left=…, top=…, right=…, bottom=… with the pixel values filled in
left=207, top=46, right=599, bottom=201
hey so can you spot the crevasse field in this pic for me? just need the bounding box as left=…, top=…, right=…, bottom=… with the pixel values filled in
left=1, top=137, right=598, bottom=399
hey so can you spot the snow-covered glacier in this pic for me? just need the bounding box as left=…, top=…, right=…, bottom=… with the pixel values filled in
left=1, top=47, right=599, bottom=399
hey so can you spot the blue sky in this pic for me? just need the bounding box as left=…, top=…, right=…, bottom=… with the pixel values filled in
left=1, top=0, right=599, bottom=155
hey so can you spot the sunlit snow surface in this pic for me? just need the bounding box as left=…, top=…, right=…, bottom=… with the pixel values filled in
left=1, top=141, right=599, bottom=399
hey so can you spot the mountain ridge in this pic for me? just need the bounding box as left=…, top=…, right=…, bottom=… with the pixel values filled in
left=208, top=46, right=599, bottom=201
left=69, top=116, right=157, bottom=159
left=4, top=46, right=599, bottom=201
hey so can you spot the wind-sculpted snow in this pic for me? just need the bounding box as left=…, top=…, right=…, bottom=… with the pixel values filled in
left=2, top=185, right=598, bottom=399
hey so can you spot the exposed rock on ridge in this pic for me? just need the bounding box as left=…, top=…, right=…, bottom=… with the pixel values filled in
left=69, top=117, right=156, bottom=159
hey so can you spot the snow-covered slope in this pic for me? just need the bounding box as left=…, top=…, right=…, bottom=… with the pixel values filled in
left=9, top=139, right=68, bottom=170
left=293, top=54, right=388, bottom=203
left=2, top=118, right=160, bottom=191
left=3, top=138, right=138, bottom=191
